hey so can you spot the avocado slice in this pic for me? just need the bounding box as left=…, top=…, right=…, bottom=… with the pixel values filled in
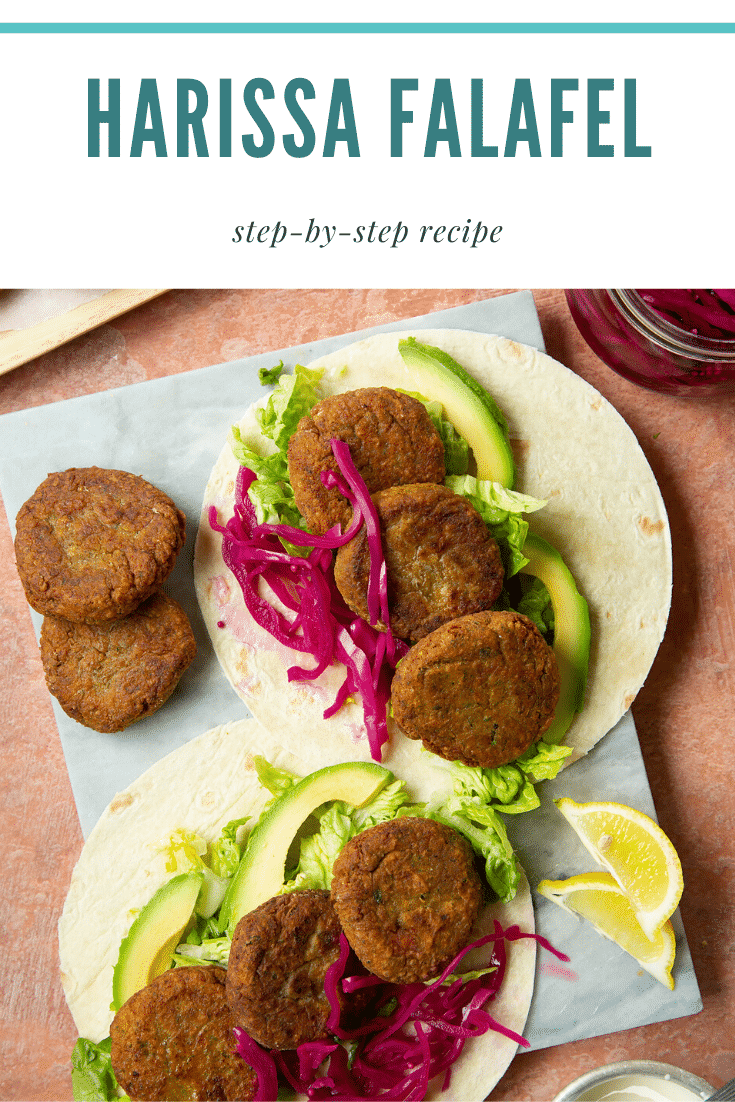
left=112, top=870, right=203, bottom=1010
left=398, top=337, right=515, bottom=488
left=520, top=532, right=590, bottom=744
left=219, top=761, right=391, bottom=936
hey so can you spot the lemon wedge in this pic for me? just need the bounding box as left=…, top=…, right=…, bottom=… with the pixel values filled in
left=537, top=871, right=676, bottom=989
left=554, top=798, right=683, bottom=940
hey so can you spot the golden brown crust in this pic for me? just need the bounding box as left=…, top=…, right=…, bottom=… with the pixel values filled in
left=40, top=591, right=196, bottom=732
left=226, top=890, right=342, bottom=1050
left=331, top=818, right=482, bottom=984
left=15, top=467, right=186, bottom=623
left=334, top=483, right=504, bottom=642
left=110, top=965, right=257, bottom=1101
left=391, top=610, right=560, bottom=768
left=287, top=388, right=445, bottom=535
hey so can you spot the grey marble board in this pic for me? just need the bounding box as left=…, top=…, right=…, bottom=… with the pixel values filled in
left=0, top=291, right=701, bottom=1051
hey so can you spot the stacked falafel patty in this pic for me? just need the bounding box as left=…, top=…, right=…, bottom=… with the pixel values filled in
left=14, top=467, right=196, bottom=732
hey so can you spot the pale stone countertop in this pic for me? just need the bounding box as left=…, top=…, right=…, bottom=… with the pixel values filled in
left=1, top=288, right=733, bottom=1101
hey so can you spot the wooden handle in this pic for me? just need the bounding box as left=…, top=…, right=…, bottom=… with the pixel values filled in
left=0, top=289, right=168, bottom=377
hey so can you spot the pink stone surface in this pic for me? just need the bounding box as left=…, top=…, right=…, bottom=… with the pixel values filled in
left=1, top=289, right=734, bottom=1100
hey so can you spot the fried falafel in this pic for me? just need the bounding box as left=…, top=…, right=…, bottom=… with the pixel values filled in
left=330, top=817, right=482, bottom=984
left=226, top=889, right=344, bottom=1050
left=287, top=388, right=445, bottom=535
left=14, top=467, right=186, bottom=623
left=390, top=610, right=560, bottom=769
left=109, top=965, right=257, bottom=1102
left=40, top=591, right=196, bottom=732
left=334, top=483, right=504, bottom=642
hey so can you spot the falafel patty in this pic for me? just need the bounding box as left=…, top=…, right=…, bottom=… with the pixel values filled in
left=40, top=591, right=196, bottom=732
left=334, top=483, right=504, bottom=642
left=226, top=890, right=343, bottom=1050
left=14, top=467, right=186, bottom=623
left=391, top=610, right=560, bottom=769
left=287, top=388, right=445, bottom=535
left=330, top=817, right=482, bottom=984
left=109, top=965, right=257, bottom=1102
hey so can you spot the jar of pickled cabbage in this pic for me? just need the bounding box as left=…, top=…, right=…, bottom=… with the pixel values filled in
left=565, top=289, right=735, bottom=395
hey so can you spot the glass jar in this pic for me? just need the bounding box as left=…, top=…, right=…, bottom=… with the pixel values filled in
left=566, top=289, right=735, bottom=395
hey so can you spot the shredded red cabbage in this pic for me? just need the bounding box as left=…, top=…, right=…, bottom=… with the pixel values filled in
left=272, top=922, right=569, bottom=1100
left=210, top=442, right=407, bottom=761
left=233, top=1027, right=279, bottom=1102
left=637, top=289, right=735, bottom=340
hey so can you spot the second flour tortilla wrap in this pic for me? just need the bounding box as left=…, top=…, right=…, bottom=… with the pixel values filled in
left=194, top=329, right=672, bottom=772
left=59, top=718, right=536, bottom=1102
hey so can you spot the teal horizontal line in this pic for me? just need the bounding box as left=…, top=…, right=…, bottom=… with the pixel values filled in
left=0, top=21, right=734, bottom=32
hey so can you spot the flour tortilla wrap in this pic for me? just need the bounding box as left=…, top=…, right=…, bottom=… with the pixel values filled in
left=195, top=329, right=672, bottom=770
left=59, top=718, right=536, bottom=1101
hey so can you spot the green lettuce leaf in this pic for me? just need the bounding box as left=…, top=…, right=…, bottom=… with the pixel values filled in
left=256, top=363, right=325, bottom=452
left=230, top=363, right=324, bottom=536
left=446, top=474, right=546, bottom=576
left=424, top=741, right=572, bottom=900
left=186, top=914, right=221, bottom=943
left=399, top=391, right=469, bottom=475
left=230, top=425, right=305, bottom=532
left=258, top=360, right=285, bottom=386
left=449, top=761, right=539, bottom=813
left=282, top=803, right=355, bottom=892
left=349, top=778, right=413, bottom=831
left=515, top=739, right=574, bottom=780
left=71, top=1037, right=126, bottom=1102
left=428, top=802, right=520, bottom=903
left=516, top=575, right=555, bottom=635
left=253, top=756, right=301, bottom=799
left=281, top=779, right=415, bottom=892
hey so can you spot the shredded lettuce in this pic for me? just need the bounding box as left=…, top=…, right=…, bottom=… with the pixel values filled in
left=173, top=937, right=231, bottom=967
left=446, top=473, right=546, bottom=576
left=71, top=1037, right=126, bottom=1102
left=152, top=828, right=207, bottom=875
left=152, top=817, right=250, bottom=887
left=194, top=867, right=230, bottom=918
left=187, top=914, right=221, bottom=942
left=209, top=816, right=250, bottom=879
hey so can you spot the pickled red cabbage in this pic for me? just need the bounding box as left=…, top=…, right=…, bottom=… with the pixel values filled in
left=274, top=921, right=569, bottom=1100
left=637, top=289, right=735, bottom=339
left=210, top=441, right=407, bottom=761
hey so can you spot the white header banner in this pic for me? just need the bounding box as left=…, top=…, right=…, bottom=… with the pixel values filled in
left=0, top=25, right=732, bottom=286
